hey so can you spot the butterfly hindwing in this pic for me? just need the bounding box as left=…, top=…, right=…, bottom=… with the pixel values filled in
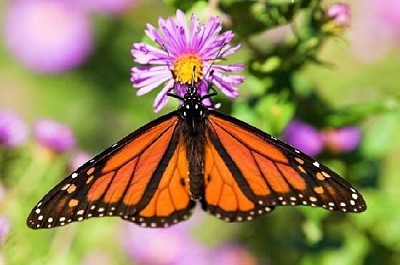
left=201, top=111, right=366, bottom=222
left=27, top=112, right=195, bottom=229
left=202, top=129, right=275, bottom=222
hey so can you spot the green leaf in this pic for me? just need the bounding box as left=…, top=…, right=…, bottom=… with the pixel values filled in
left=222, top=0, right=318, bottom=37
left=362, top=112, right=400, bottom=158
left=163, top=0, right=205, bottom=11
left=254, top=94, right=295, bottom=134
left=231, top=101, right=259, bottom=126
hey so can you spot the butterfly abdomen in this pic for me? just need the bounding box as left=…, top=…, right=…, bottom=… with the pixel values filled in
left=179, top=119, right=207, bottom=200
left=177, top=91, right=210, bottom=200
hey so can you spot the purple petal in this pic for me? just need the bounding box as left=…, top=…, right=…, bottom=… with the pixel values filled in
left=144, top=23, right=168, bottom=49
left=196, top=17, right=222, bottom=52
left=188, top=13, right=201, bottom=49
left=176, top=9, right=189, bottom=44
left=131, top=43, right=170, bottom=64
left=199, top=31, right=234, bottom=57
left=131, top=65, right=171, bottom=91
left=171, top=15, right=188, bottom=53
left=209, top=63, right=245, bottom=73
left=220, top=43, right=242, bottom=58
left=209, top=71, right=245, bottom=87
left=153, top=79, right=175, bottom=112
left=135, top=76, right=171, bottom=96
left=158, top=15, right=185, bottom=55
left=202, top=97, right=221, bottom=110
left=210, top=72, right=242, bottom=98
left=200, top=31, right=235, bottom=58
left=176, top=83, right=188, bottom=98
left=196, top=80, right=211, bottom=96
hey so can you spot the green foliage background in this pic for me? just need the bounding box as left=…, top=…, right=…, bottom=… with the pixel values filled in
left=1, top=0, right=400, bottom=264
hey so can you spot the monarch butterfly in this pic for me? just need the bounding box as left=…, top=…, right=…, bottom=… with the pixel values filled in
left=27, top=85, right=366, bottom=229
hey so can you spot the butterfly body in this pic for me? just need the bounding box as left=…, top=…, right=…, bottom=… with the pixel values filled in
left=177, top=91, right=208, bottom=200
left=27, top=86, right=366, bottom=229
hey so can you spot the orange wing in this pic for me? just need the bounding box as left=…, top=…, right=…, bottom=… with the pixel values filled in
left=202, top=111, right=366, bottom=222
left=27, top=112, right=195, bottom=229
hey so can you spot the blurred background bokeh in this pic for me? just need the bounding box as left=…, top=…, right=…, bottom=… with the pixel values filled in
left=1, top=0, right=400, bottom=264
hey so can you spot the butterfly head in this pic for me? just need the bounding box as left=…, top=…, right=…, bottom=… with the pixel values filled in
left=173, top=66, right=217, bottom=128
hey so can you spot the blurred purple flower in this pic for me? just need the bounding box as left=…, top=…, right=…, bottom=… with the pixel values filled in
left=210, top=243, right=258, bottom=265
left=326, top=3, right=351, bottom=29
left=322, top=127, right=361, bottom=154
left=0, top=215, right=11, bottom=245
left=283, top=119, right=323, bottom=157
left=122, top=222, right=205, bottom=265
left=33, top=119, right=76, bottom=153
left=350, top=0, right=400, bottom=62
left=131, top=9, right=244, bottom=112
left=0, top=110, right=28, bottom=148
left=171, top=242, right=209, bottom=265
left=3, top=0, right=92, bottom=73
left=84, top=0, right=136, bottom=14
left=69, top=150, right=91, bottom=172
left=123, top=220, right=208, bottom=265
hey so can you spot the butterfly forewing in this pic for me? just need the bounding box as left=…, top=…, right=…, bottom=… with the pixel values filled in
left=27, top=112, right=195, bottom=229
left=201, top=111, right=366, bottom=222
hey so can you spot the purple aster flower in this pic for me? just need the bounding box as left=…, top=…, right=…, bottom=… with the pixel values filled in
left=173, top=245, right=209, bottom=265
left=326, top=3, right=351, bottom=29
left=131, top=9, right=245, bottom=112
left=350, top=0, right=400, bottom=62
left=283, top=119, right=323, bottom=157
left=210, top=243, right=258, bottom=265
left=0, top=110, right=28, bottom=148
left=69, top=150, right=91, bottom=172
left=0, top=215, right=11, bottom=245
left=122, top=220, right=205, bottom=265
left=322, top=127, right=361, bottom=154
left=33, top=119, right=76, bottom=154
left=3, top=0, right=92, bottom=73
left=84, top=0, right=135, bottom=14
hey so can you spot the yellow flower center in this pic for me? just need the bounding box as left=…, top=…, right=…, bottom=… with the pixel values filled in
left=173, top=54, right=203, bottom=85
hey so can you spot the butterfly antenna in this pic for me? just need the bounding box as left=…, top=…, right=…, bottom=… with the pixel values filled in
left=190, top=66, right=198, bottom=94
left=167, top=87, right=183, bottom=100
left=201, top=43, right=228, bottom=101
left=161, top=43, right=184, bottom=100
left=203, top=42, right=227, bottom=83
left=201, top=85, right=217, bottom=100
